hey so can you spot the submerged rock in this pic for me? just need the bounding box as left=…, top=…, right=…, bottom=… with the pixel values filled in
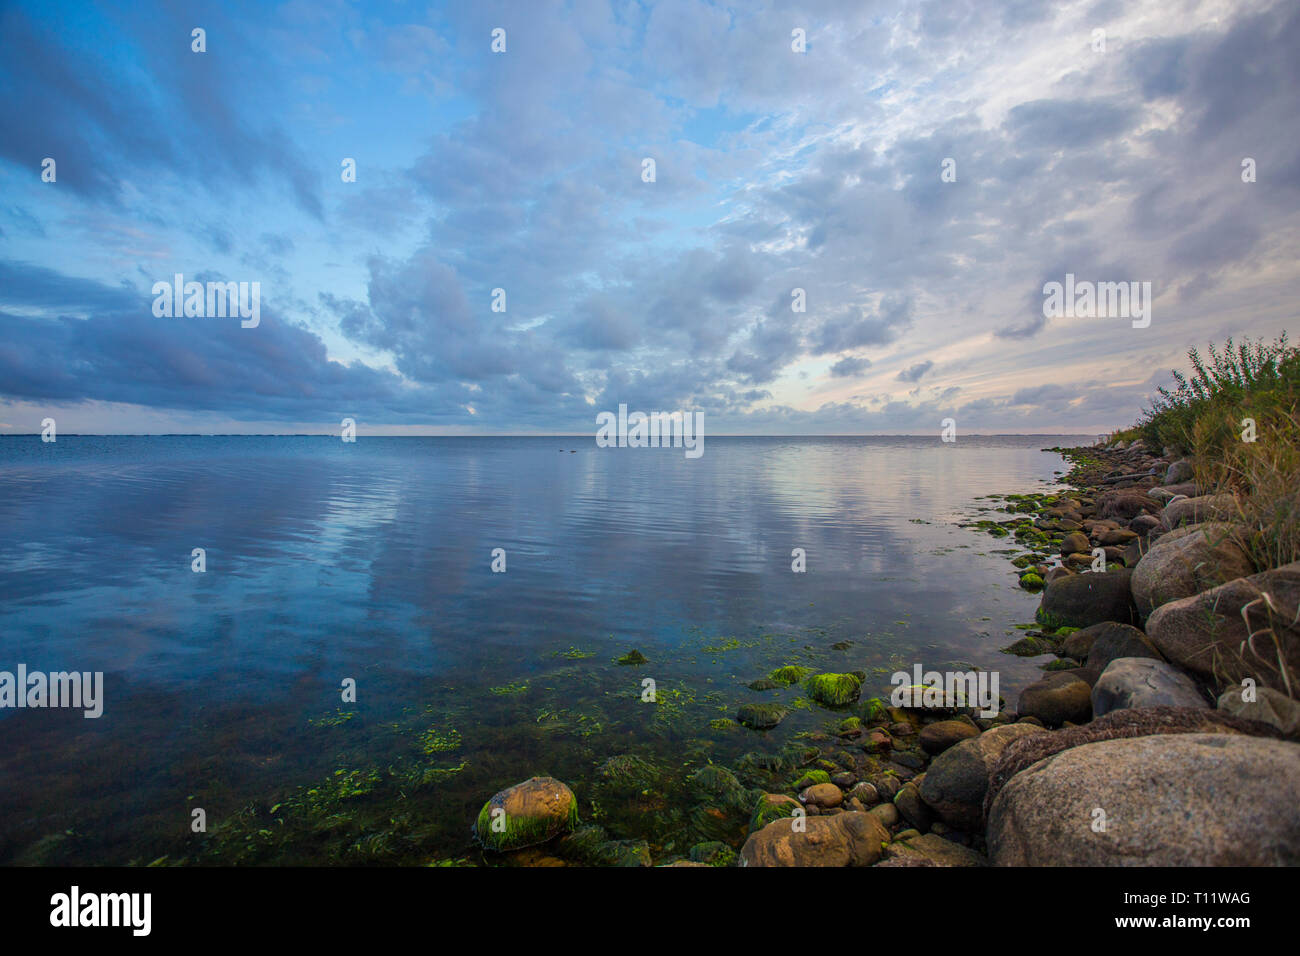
left=593, top=754, right=662, bottom=798
left=688, top=841, right=737, bottom=867
left=616, top=649, right=648, bottom=665
left=474, top=776, right=579, bottom=852
left=737, top=702, right=789, bottom=729
left=686, top=765, right=756, bottom=845
left=987, top=734, right=1300, bottom=865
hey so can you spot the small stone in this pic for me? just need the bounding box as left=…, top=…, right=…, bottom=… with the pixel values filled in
left=800, top=782, right=844, bottom=808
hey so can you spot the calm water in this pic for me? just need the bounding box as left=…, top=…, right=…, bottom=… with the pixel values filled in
left=0, top=435, right=1084, bottom=864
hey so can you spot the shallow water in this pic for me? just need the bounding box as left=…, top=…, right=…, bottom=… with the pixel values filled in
left=0, top=434, right=1086, bottom=864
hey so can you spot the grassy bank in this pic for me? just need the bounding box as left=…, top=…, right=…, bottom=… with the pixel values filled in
left=1111, top=334, right=1300, bottom=573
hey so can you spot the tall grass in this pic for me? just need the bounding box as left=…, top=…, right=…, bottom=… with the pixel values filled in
left=1138, top=334, right=1300, bottom=572
left=1138, top=334, right=1299, bottom=456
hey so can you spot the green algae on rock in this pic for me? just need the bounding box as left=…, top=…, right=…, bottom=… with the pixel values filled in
left=474, top=776, right=579, bottom=852
left=748, top=793, right=801, bottom=833
left=768, top=664, right=814, bottom=685
left=804, top=672, right=862, bottom=707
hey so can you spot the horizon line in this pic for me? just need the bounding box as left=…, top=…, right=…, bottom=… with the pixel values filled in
left=0, top=431, right=1105, bottom=438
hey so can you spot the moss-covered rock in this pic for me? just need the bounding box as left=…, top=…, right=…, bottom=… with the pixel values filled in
left=749, top=793, right=801, bottom=833
left=474, top=776, right=579, bottom=852
left=1018, top=572, right=1045, bottom=591
left=688, top=841, right=737, bottom=867
left=862, top=697, right=889, bottom=722
left=616, top=649, right=648, bottom=665
left=768, top=664, right=814, bottom=685
left=793, top=769, right=831, bottom=789
left=805, top=672, right=863, bottom=707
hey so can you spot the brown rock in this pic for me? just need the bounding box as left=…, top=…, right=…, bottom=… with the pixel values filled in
left=1038, top=567, right=1139, bottom=629
left=1078, top=622, right=1165, bottom=683
left=1146, top=562, right=1300, bottom=693
left=987, top=734, right=1300, bottom=866
left=739, top=812, right=890, bottom=867
left=918, top=719, right=981, bottom=755
left=800, top=782, right=843, bottom=808
left=1059, top=531, right=1091, bottom=556
left=1018, top=672, right=1093, bottom=726
left=882, top=832, right=987, bottom=867
left=1096, top=489, right=1162, bottom=521
left=1098, top=528, right=1139, bottom=546
left=917, top=723, right=1048, bottom=831
left=983, top=705, right=1282, bottom=818
left=1131, top=523, right=1254, bottom=618
left=1162, top=493, right=1238, bottom=528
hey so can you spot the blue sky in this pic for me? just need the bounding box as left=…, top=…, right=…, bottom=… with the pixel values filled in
left=1, top=0, right=1297, bottom=434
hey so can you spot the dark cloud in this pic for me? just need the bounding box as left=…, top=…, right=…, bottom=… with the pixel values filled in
left=896, top=359, right=934, bottom=382
left=830, top=356, right=872, bottom=378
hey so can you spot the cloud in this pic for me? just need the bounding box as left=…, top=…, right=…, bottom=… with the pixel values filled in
left=830, top=356, right=872, bottom=378
left=1, top=0, right=1297, bottom=433
left=896, top=359, right=935, bottom=382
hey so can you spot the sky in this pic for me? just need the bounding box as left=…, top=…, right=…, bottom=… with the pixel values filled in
left=0, top=0, right=1297, bottom=435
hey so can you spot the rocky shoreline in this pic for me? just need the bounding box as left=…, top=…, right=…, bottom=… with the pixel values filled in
left=469, top=438, right=1300, bottom=867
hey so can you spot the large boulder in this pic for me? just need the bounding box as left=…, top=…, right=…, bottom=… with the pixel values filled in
left=739, top=811, right=889, bottom=867
left=1037, top=567, right=1139, bottom=630
left=987, top=734, right=1300, bottom=865
left=475, top=776, right=579, bottom=851
left=1131, top=524, right=1254, bottom=618
left=1018, top=672, right=1092, bottom=725
left=1078, top=621, right=1165, bottom=682
left=1092, top=658, right=1209, bottom=717
left=1162, top=493, right=1237, bottom=528
left=918, top=723, right=1048, bottom=831
left=1218, top=685, right=1300, bottom=737
left=983, top=705, right=1282, bottom=818
left=1146, top=562, right=1300, bottom=694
